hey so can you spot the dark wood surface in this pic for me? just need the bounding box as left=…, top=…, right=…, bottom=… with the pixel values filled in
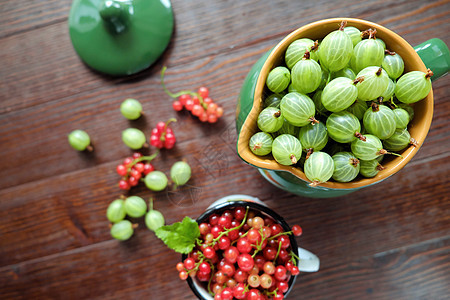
left=1, top=0, right=449, bottom=299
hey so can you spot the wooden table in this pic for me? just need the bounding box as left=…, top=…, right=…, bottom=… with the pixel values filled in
left=1, top=0, right=449, bottom=299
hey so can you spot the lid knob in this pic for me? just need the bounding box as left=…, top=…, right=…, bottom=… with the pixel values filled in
left=99, top=0, right=130, bottom=34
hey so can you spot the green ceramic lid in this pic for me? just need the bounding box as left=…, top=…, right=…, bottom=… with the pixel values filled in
left=68, top=0, right=174, bottom=76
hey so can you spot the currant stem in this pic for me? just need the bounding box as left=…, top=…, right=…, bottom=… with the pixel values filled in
left=273, top=240, right=282, bottom=262
left=127, top=152, right=159, bottom=171
left=160, top=118, right=177, bottom=142
left=204, top=207, right=250, bottom=247
left=267, top=230, right=293, bottom=241
left=160, top=66, right=207, bottom=108
left=207, top=264, right=215, bottom=295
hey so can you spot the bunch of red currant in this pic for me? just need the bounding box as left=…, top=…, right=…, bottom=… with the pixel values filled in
left=116, top=152, right=157, bottom=190
left=161, top=67, right=224, bottom=123
left=150, top=118, right=177, bottom=149
left=172, top=87, right=224, bottom=123
left=175, top=206, right=303, bottom=300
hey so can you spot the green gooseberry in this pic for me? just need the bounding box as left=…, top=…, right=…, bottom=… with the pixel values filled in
left=170, top=161, right=192, bottom=186
left=110, top=220, right=134, bottom=241
left=122, top=128, right=146, bottom=149
left=124, top=196, right=147, bottom=218
left=392, top=108, right=410, bottom=129
left=68, top=129, right=92, bottom=151
left=304, top=151, right=334, bottom=186
left=106, top=199, right=126, bottom=223
left=272, top=134, right=302, bottom=166
left=332, top=151, right=360, bottom=183
left=249, top=132, right=273, bottom=156
left=266, top=66, right=290, bottom=93
left=346, top=99, right=368, bottom=120
left=145, top=209, right=165, bottom=232
left=257, top=107, right=284, bottom=133
left=120, top=98, right=143, bottom=120
left=360, top=159, right=385, bottom=178
left=145, top=170, right=168, bottom=191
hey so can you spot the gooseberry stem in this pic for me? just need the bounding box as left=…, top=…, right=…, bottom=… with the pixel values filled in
left=410, top=138, right=419, bottom=147
left=425, top=69, right=434, bottom=79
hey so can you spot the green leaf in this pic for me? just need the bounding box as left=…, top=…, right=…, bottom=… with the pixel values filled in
left=155, top=216, right=200, bottom=254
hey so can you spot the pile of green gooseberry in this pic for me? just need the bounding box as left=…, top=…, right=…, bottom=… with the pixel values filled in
left=250, top=22, right=432, bottom=187
left=107, top=196, right=165, bottom=241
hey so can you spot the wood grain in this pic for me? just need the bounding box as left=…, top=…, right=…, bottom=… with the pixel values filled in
left=0, top=0, right=449, bottom=299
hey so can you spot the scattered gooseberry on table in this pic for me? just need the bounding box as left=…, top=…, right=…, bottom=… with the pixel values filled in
left=68, top=129, right=93, bottom=151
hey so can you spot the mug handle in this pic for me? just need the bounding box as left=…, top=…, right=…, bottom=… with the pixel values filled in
left=297, top=247, right=320, bottom=272
left=414, top=38, right=450, bottom=81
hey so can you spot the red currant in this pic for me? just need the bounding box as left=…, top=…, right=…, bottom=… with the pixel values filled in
left=233, top=283, right=247, bottom=299
left=218, top=215, right=232, bottom=229
left=179, top=270, right=188, bottom=280
left=196, top=271, right=210, bottom=282
left=203, top=96, right=213, bottom=105
left=183, top=257, right=196, bottom=270
left=220, top=262, right=235, bottom=277
left=192, top=104, right=203, bottom=116
left=156, top=121, right=166, bottom=133
left=199, top=261, right=211, bottom=274
left=203, top=246, right=216, bottom=259
left=176, top=262, right=184, bottom=272
left=130, top=169, right=141, bottom=180
left=164, top=132, right=176, bottom=149
left=192, top=95, right=200, bottom=105
left=237, top=253, right=254, bottom=272
left=233, top=269, right=248, bottom=283
left=123, top=157, right=133, bottom=166
left=215, top=106, right=224, bottom=117
left=116, top=164, right=127, bottom=176
left=277, top=280, right=289, bottom=293
left=143, top=163, right=154, bottom=175
left=199, top=223, right=210, bottom=235
left=118, top=179, right=130, bottom=190
left=185, top=99, right=194, bottom=111
left=236, top=237, right=252, bottom=254
left=223, top=246, right=239, bottom=264
left=277, top=235, right=290, bottom=249
left=198, top=86, right=209, bottom=98
left=207, top=113, right=218, bottom=123
left=207, top=103, right=218, bottom=114
left=133, top=162, right=145, bottom=173
left=128, top=176, right=139, bottom=187
left=179, top=94, right=190, bottom=106
left=274, top=293, right=284, bottom=300
left=218, top=236, right=231, bottom=250
left=220, top=287, right=233, bottom=300
left=172, top=100, right=183, bottom=111
left=199, top=112, right=208, bottom=122
left=233, top=207, right=245, bottom=221
left=263, top=261, right=275, bottom=275
left=246, top=289, right=261, bottom=300
left=274, top=265, right=287, bottom=281
left=291, top=266, right=300, bottom=275
left=292, top=224, right=302, bottom=236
